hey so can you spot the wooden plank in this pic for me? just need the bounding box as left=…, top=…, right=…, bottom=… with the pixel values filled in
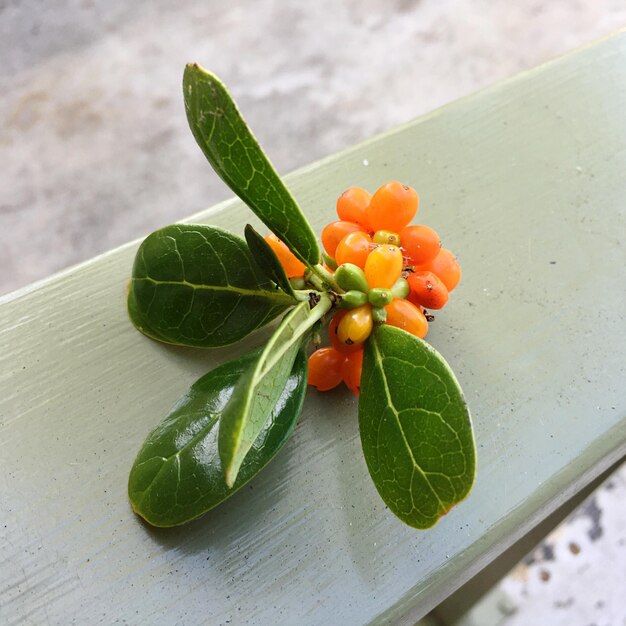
left=2, top=32, right=626, bottom=625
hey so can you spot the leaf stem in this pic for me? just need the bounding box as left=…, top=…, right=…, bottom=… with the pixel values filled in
left=304, top=269, right=324, bottom=291
left=307, top=264, right=343, bottom=293
left=293, top=289, right=320, bottom=302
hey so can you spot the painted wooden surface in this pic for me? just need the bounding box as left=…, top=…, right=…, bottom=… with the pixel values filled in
left=1, top=32, right=626, bottom=625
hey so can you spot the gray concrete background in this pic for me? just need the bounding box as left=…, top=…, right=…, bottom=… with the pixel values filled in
left=1, top=0, right=626, bottom=294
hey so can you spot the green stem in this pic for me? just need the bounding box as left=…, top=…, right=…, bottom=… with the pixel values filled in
left=309, top=264, right=342, bottom=293
left=294, top=289, right=320, bottom=302
left=304, top=268, right=325, bottom=291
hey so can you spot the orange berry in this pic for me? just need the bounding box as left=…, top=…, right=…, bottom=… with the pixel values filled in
left=264, top=233, right=306, bottom=278
left=328, top=310, right=361, bottom=354
left=366, top=181, right=418, bottom=232
left=321, top=221, right=362, bottom=256
left=335, top=231, right=372, bottom=269
left=307, top=347, right=346, bottom=391
left=336, top=304, right=373, bottom=348
left=407, top=271, right=449, bottom=310
left=419, top=248, right=461, bottom=292
left=336, top=187, right=371, bottom=230
left=385, top=299, right=428, bottom=339
left=364, top=244, right=403, bottom=289
left=342, top=349, right=364, bottom=396
left=400, top=225, right=441, bottom=265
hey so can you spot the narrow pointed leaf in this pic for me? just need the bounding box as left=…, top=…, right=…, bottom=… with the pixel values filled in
left=219, top=295, right=332, bottom=486
left=128, top=224, right=295, bottom=347
left=244, top=224, right=295, bottom=297
left=128, top=349, right=307, bottom=527
left=183, top=63, right=320, bottom=266
left=359, top=325, right=476, bottom=529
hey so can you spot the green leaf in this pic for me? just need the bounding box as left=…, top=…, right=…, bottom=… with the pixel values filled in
left=128, top=224, right=295, bottom=347
left=128, top=348, right=307, bottom=527
left=219, top=295, right=332, bottom=486
left=244, top=224, right=295, bottom=297
left=183, top=64, right=320, bottom=266
left=359, top=325, right=476, bottom=529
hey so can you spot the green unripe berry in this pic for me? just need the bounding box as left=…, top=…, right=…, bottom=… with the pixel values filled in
left=390, top=277, right=410, bottom=300
left=338, top=290, right=368, bottom=309
left=371, top=306, right=387, bottom=323
left=322, top=252, right=338, bottom=270
left=335, top=263, right=369, bottom=293
left=368, top=287, right=393, bottom=308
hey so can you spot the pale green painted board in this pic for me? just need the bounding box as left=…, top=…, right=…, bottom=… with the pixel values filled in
left=2, top=32, right=626, bottom=625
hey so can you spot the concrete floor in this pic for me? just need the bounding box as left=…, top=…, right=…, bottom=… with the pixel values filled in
left=1, top=1, right=625, bottom=624
left=440, top=464, right=626, bottom=626
left=500, top=469, right=626, bottom=626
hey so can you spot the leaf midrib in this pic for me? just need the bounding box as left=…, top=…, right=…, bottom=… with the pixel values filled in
left=371, top=333, right=447, bottom=512
left=133, top=275, right=294, bottom=304
left=223, top=295, right=332, bottom=484
left=223, top=303, right=309, bottom=482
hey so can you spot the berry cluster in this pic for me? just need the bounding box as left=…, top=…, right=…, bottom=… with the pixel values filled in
left=266, top=181, right=461, bottom=396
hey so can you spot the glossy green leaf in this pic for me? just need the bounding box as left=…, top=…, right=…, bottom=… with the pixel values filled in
left=359, top=325, right=476, bottom=529
left=183, top=64, right=320, bottom=266
left=244, top=224, right=295, bottom=297
left=128, top=348, right=307, bottom=527
left=219, top=295, right=332, bottom=486
left=128, top=224, right=295, bottom=347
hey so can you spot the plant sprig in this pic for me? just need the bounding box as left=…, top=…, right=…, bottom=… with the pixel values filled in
left=127, top=64, right=476, bottom=530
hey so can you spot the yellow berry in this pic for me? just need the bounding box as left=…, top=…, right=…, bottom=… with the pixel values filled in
left=372, top=230, right=401, bottom=246
left=336, top=304, right=373, bottom=348
left=364, top=245, right=403, bottom=289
